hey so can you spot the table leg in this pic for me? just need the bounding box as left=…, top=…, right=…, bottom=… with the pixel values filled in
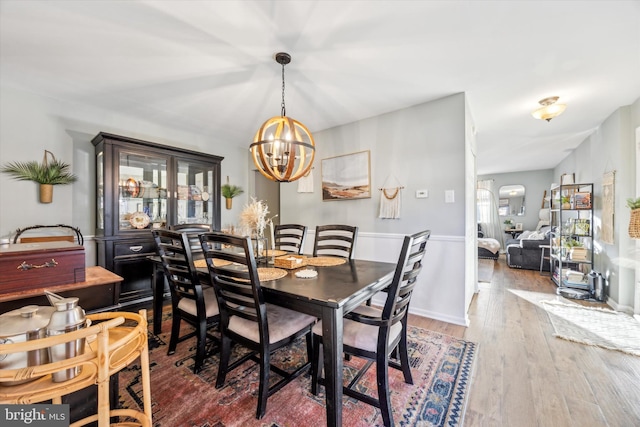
left=152, top=264, right=164, bottom=335
left=322, top=305, right=343, bottom=427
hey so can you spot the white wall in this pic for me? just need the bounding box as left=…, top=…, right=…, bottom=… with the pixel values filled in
left=280, top=93, right=471, bottom=325
left=554, top=97, right=639, bottom=312
left=0, top=86, right=248, bottom=265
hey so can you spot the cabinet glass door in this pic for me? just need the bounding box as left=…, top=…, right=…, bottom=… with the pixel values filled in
left=118, top=151, right=168, bottom=231
left=175, top=159, right=214, bottom=225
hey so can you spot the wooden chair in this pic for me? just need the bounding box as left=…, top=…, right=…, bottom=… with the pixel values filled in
left=312, top=224, right=358, bottom=259
left=152, top=229, right=219, bottom=374
left=274, top=223, right=307, bottom=254
left=199, top=231, right=316, bottom=419
left=0, top=310, right=151, bottom=427
left=310, top=229, right=430, bottom=427
left=169, top=223, right=213, bottom=259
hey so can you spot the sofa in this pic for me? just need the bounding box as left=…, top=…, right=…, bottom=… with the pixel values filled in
left=506, top=227, right=552, bottom=271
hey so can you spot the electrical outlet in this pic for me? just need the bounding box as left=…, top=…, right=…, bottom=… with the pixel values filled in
left=416, top=189, right=428, bottom=198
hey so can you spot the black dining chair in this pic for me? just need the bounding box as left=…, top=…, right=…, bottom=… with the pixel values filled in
left=170, top=223, right=213, bottom=259
left=152, top=229, right=219, bottom=374
left=312, top=224, right=358, bottom=259
left=274, top=224, right=307, bottom=254
left=310, top=229, right=430, bottom=427
left=199, top=231, right=317, bottom=419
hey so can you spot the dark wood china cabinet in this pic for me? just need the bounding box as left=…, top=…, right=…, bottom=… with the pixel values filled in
left=92, top=132, right=223, bottom=308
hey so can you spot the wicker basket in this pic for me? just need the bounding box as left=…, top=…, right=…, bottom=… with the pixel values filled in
left=629, top=208, right=640, bottom=239
left=274, top=255, right=307, bottom=269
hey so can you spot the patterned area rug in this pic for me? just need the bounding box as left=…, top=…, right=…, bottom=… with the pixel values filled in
left=477, top=258, right=494, bottom=283
left=119, top=310, right=477, bottom=426
left=542, top=300, right=640, bottom=356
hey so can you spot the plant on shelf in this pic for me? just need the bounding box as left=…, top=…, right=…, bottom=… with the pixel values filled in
left=1, top=150, right=78, bottom=203
left=627, top=197, right=640, bottom=239
left=503, top=218, right=513, bottom=229
left=221, top=183, right=244, bottom=209
left=561, top=195, right=571, bottom=209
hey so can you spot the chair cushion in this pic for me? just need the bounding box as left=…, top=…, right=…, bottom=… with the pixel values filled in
left=228, top=303, right=316, bottom=344
left=312, top=306, right=403, bottom=353
left=177, top=287, right=219, bottom=318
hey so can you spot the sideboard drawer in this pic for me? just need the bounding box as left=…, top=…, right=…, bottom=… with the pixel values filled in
left=114, top=240, right=156, bottom=257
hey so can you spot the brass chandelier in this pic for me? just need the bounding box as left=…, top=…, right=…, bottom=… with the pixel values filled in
left=250, top=52, right=315, bottom=182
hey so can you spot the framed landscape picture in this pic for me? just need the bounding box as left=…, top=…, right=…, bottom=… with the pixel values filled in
left=321, top=150, right=371, bottom=201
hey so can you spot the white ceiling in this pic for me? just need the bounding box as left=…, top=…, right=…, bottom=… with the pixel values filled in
left=1, top=1, right=639, bottom=175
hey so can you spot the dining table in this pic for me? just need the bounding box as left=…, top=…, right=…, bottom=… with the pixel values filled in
left=149, top=255, right=396, bottom=427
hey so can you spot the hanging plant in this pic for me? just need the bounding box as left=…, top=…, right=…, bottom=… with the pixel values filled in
left=1, top=150, right=78, bottom=203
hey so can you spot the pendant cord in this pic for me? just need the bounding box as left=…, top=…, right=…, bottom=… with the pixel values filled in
left=281, top=62, right=286, bottom=117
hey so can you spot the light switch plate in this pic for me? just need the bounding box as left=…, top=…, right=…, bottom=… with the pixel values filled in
left=445, top=190, right=455, bottom=203
left=416, top=189, right=428, bottom=198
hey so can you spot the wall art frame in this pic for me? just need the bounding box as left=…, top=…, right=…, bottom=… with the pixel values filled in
left=321, top=150, right=371, bottom=201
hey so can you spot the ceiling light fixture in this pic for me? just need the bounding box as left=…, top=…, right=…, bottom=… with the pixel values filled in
left=531, top=96, right=567, bottom=122
left=250, top=52, right=315, bottom=182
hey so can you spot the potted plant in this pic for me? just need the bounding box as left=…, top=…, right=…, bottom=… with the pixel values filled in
left=221, top=183, right=244, bottom=209
left=1, top=150, right=77, bottom=203
left=561, top=195, right=571, bottom=209
left=627, top=197, right=640, bottom=239
left=503, top=218, right=513, bottom=230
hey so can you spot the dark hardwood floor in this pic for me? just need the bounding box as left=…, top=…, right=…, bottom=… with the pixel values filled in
left=408, top=255, right=640, bottom=427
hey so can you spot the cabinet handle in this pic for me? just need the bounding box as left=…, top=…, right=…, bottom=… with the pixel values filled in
left=129, top=245, right=144, bottom=252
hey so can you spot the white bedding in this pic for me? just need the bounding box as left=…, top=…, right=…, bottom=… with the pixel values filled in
left=478, top=238, right=500, bottom=254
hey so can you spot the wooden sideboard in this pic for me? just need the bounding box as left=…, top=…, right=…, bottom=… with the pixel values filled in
left=0, top=266, right=123, bottom=314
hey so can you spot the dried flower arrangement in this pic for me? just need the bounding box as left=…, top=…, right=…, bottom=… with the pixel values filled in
left=239, top=197, right=270, bottom=237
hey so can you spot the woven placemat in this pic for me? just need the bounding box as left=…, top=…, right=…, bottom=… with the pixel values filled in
left=193, top=259, right=232, bottom=268
left=257, top=267, right=288, bottom=281
left=262, top=249, right=288, bottom=257
left=305, top=257, right=346, bottom=267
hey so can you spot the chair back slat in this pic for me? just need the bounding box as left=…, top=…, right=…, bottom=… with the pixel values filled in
left=313, top=225, right=358, bottom=259
left=199, top=232, right=268, bottom=336
left=274, top=224, right=307, bottom=254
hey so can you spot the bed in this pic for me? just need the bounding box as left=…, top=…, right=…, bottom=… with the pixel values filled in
left=478, top=237, right=500, bottom=260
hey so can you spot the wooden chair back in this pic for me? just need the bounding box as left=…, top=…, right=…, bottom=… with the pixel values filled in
left=152, top=229, right=205, bottom=316
left=199, top=232, right=267, bottom=342
left=274, top=224, right=307, bottom=254
left=312, top=224, right=358, bottom=259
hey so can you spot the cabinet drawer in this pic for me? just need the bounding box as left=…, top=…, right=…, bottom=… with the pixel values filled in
left=114, top=240, right=156, bottom=257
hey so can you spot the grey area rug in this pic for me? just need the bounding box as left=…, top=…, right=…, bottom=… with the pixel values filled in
left=541, top=300, right=640, bottom=356
left=477, top=258, right=495, bottom=283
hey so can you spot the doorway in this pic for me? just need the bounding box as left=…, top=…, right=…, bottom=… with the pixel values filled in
left=253, top=171, right=280, bottom=226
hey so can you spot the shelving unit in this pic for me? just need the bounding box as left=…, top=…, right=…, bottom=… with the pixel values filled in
left=549, top=182, right=594, bottom=290
left=92, top=132, right=223, bottom=307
